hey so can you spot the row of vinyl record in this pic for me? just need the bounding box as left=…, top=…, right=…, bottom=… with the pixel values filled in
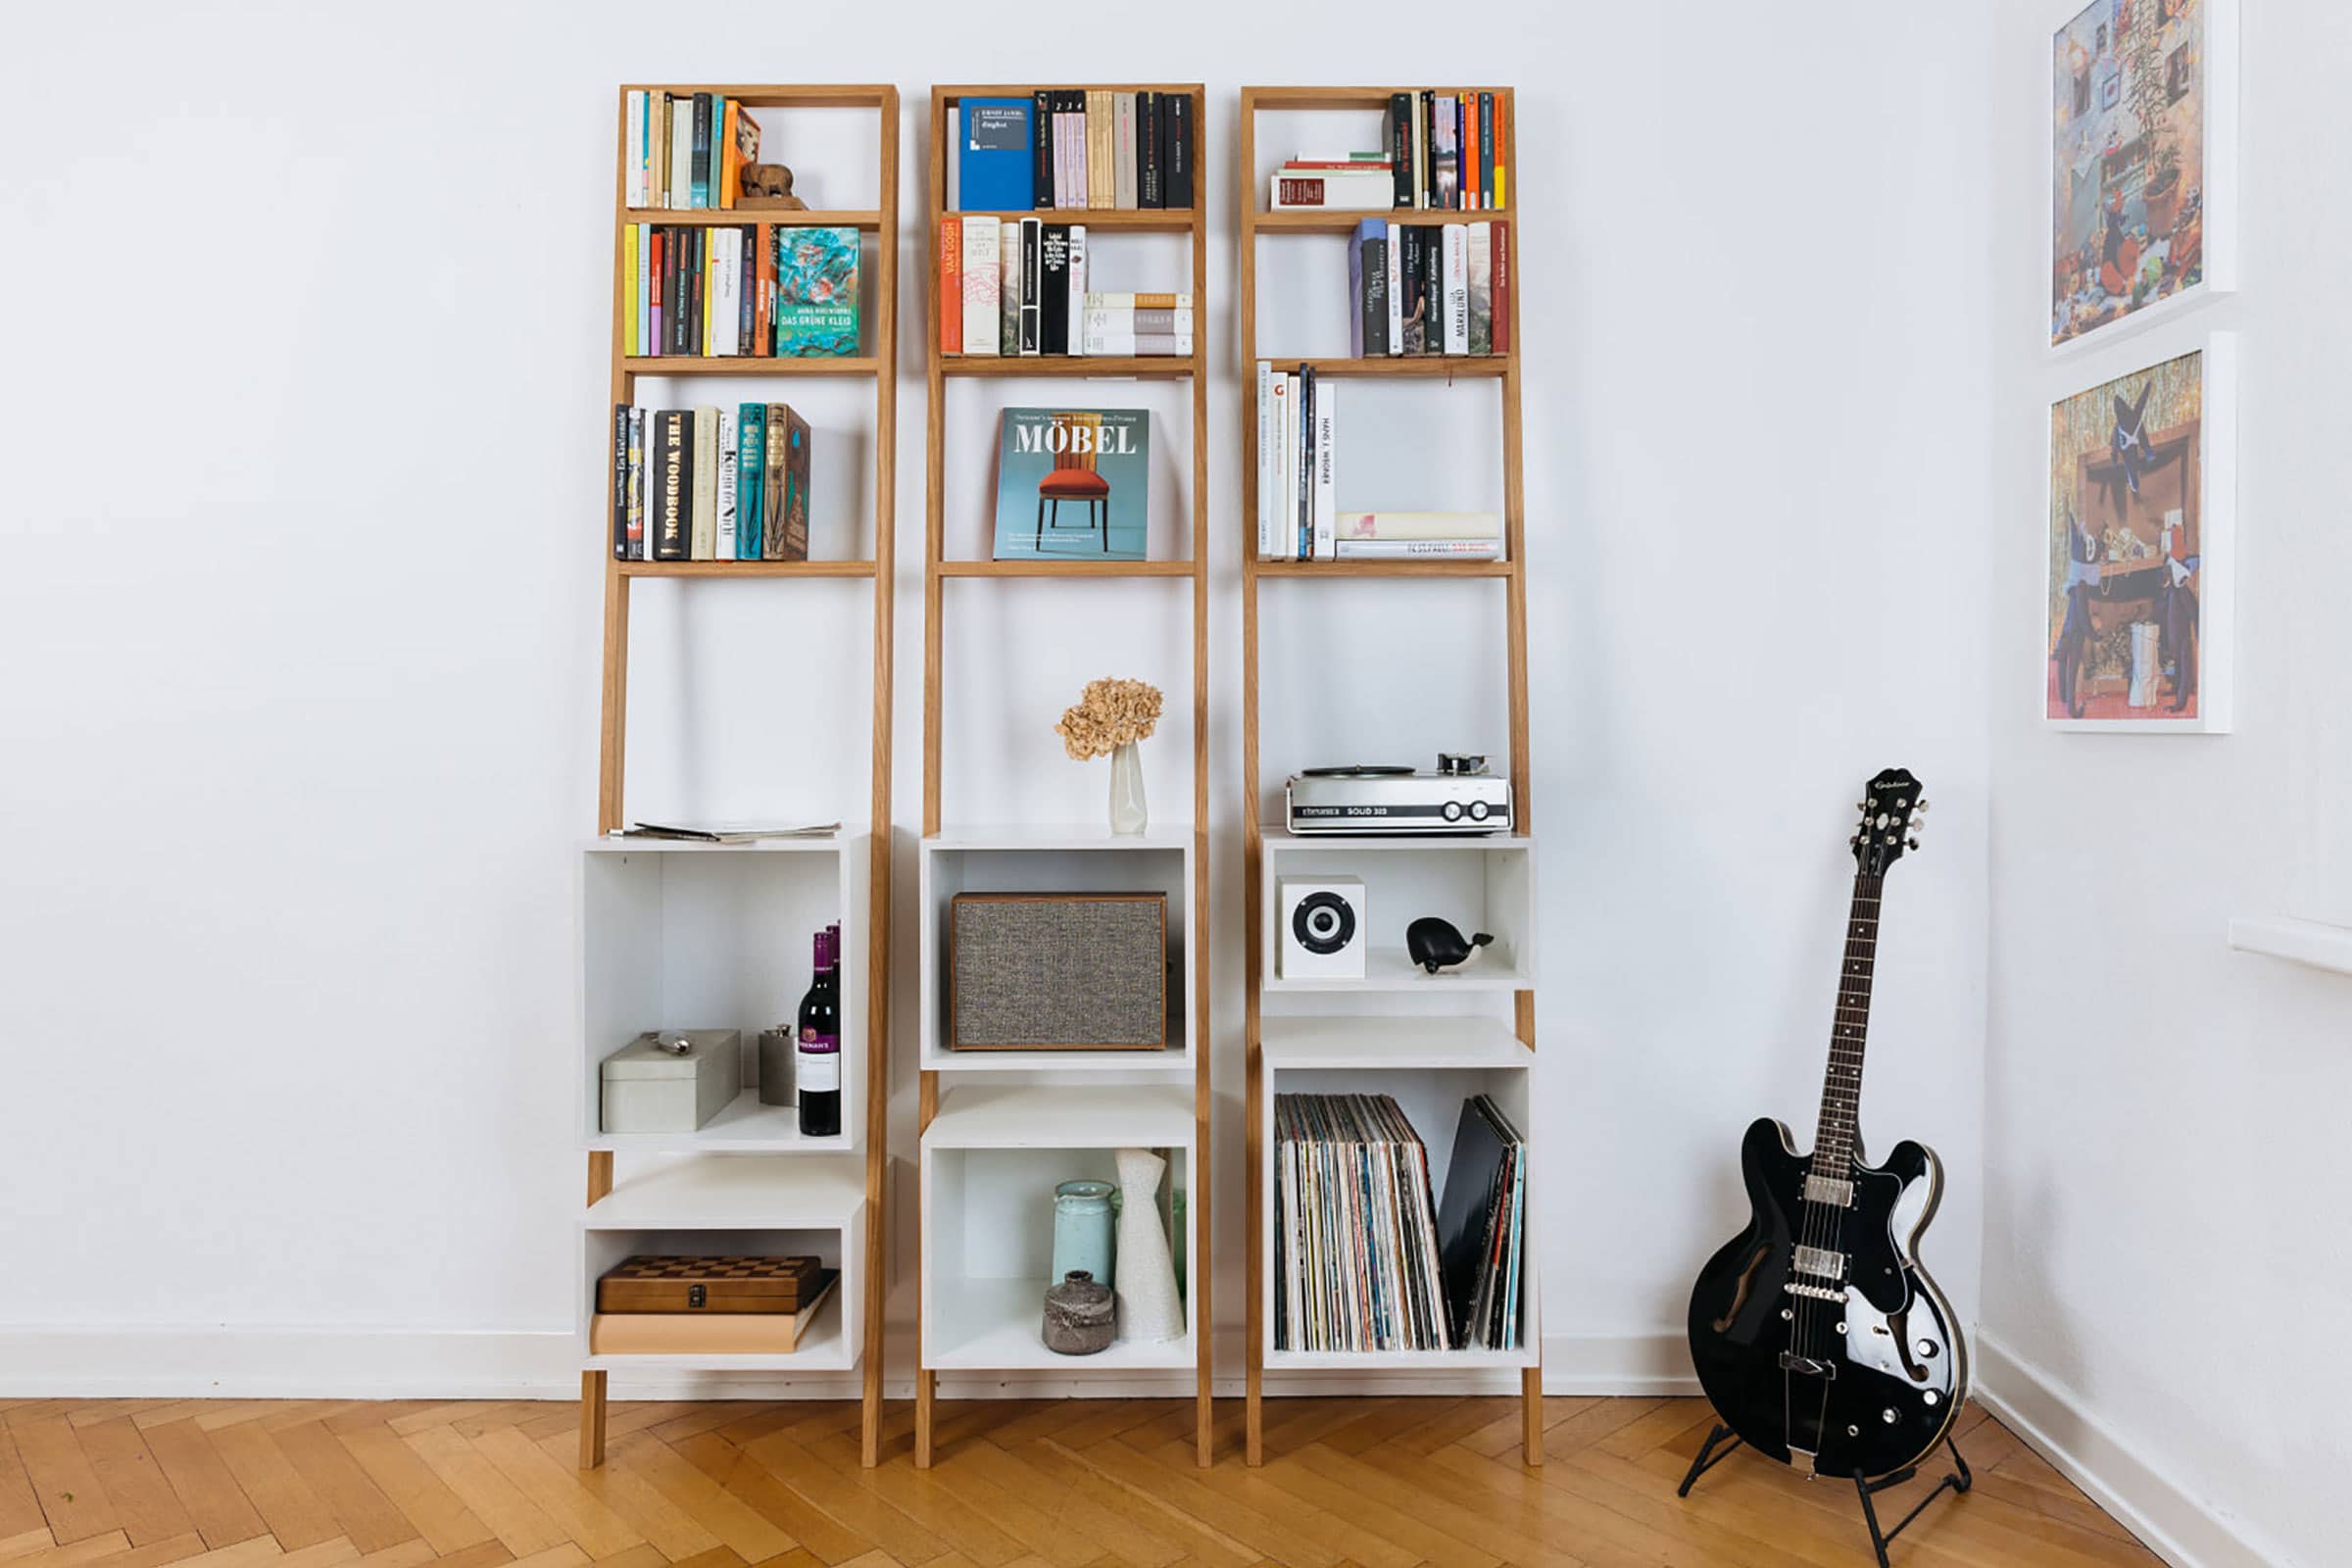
left=621, top=224, right=862, bottom=360
left=609, top=404, right=811, bottom=563
left=1273, top=1092, right=1527, bottom=1353
left=940, top=217, right=1192, bottom=358
left=1350, top=220, right=1510, bottom=358
left=1266, top=91, right=1507, bottom=213
left=621, top=89, right=771, bottom=212
left=1256, top=363, right=1504, bottom=563
left=946, top=91, right=1197, bottom=214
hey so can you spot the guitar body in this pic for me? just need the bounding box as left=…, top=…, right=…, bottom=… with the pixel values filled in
left=1688, top=1116, right=1967, bottom=1480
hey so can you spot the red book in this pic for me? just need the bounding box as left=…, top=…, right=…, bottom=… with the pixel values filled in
left=939, top=216, right=962, bottom=354
left=1491, top=222, right=1510, bottom=355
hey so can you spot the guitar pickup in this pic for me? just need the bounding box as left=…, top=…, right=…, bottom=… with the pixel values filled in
left=1792, top=1245, right=1848, bottom=1280
left=1803, top=1173, right=1854, bottom=1207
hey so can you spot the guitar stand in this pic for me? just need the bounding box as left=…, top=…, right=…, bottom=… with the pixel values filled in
left=1677, top=1426, right=1972, bottom=1568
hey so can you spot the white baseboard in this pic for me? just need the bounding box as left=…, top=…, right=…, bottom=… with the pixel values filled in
left=1974, top=1334, right=2285, bottom=1568
left=0, top=1325, right=1695, bottom=1401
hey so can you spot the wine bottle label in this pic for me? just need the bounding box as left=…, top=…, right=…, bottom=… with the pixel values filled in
left=797, top=1028, right=840, bottom=1092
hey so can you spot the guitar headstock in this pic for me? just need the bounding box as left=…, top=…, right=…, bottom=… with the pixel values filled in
left=1850, top=766, right=1927, bottom=876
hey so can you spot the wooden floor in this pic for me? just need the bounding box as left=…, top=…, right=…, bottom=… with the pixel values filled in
left=0, top=1396, right=2158, bottom=1568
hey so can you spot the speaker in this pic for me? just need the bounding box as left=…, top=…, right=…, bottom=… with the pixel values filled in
left=949, top=892, right=1167, bottom=1050
left=1280, top=876, right=1366, bottom=980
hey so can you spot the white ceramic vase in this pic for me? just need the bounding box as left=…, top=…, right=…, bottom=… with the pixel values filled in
left=1108, top=741, right=1148, bottom=836
left=1113, top=1148, right=1185, bottom=1343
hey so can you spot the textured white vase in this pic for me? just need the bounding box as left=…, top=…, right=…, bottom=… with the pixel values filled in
left=1108, top=741, right=1149, bottom=836
left=1113, top=1148, right=1185, bottom=1343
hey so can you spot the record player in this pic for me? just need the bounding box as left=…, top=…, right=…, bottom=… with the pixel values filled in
left=1285, top=754, right=1513, bottom=835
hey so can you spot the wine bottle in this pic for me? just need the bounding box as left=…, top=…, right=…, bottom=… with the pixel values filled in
left=796, top=926, right=841, bottom=1138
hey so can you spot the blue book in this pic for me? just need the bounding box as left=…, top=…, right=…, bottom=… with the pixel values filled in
left=990, top=408, right=1149, bottom=561
left=737, top=404, right=765, bottom=559
left=958, top=98, right=1034, bottom=211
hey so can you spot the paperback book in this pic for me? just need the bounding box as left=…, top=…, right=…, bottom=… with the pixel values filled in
left=774, top=226, right=860, bottom=357
left=990, top=407, right=1151, bottom=561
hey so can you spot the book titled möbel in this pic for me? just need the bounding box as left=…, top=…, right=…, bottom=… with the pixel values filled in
left=990, top=408, right=1150, bottom=562
left=773, top=226, right=859, bottom=357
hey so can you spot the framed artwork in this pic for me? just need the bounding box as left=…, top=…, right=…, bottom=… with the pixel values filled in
left=2045, top=336, right=2234, bottom=731
left=2050, top=0, right=2236, bottom=349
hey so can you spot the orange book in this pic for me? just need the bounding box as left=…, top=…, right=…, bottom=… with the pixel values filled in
left=1492, top=96, right=1508, bottom=210
left=1460, top=93, right=1479, bottom=211
left=939, top=217, right=963, bottom=353
left=719, top=102, right=739, bottom=209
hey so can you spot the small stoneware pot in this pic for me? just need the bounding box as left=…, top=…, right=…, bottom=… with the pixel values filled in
left=1042, top=1269, right=1115, bottom=1355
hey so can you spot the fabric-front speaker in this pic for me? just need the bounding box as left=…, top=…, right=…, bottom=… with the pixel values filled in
left=1280, top=875, right=1366, bottom=980
left=949, top=892, right=1168, bottom=1051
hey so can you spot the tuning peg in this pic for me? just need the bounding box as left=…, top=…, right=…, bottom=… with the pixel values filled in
left=1914, top=799, right=1932, bottom=813
left=1906, top=836, right=1921, bottom=850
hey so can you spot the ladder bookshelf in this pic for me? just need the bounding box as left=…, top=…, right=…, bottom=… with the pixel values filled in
left=914, top=84, right=1214, bottom=1469
left=1236, top=85, right=1542, bottom=1467
left=581, top=83, right=899, bottom=1469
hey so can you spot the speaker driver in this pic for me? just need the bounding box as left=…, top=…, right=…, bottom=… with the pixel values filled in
left=1292, top=891, right=1356, bottom=956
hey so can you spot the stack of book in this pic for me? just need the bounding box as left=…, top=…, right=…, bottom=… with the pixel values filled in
left=1433, top=1095, right=1528, bottom=1351
left=939, top=217, right=1192, bottom=357
left=947, top=91, right=1196, bottom=213
left=1273, top=1094, right=1449, bottom=1353
left=623, top=90, right=775, bottom=211
left=610, top=403, right=811, bottom=563
left=622, top=224, right=860, bottom=359
left=1348, top=219, right=1508, bottom=357
left=1267, top=91, right=1505, bottom=212
left=1255, top=363, right=1503, bottom=562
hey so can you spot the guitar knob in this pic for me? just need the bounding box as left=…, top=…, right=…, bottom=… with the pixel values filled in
left=1922, top=1391, right=1939, bottom=1406
left=1882, top=1408, right=1899, bottom=1425
left=1917, top=1340, right=1938, bottom=1357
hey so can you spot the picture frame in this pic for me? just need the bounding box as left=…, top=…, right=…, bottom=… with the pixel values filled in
left=2042, top=333, right=2235, bottom=733
left=2048, top=0, right=2237, bottom=352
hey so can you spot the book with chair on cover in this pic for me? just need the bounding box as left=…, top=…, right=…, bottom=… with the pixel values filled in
left=989, top=407, right=1150, bottom=561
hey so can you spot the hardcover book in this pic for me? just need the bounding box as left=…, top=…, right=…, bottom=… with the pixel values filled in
left=961, top=217, right=1000, bottom=356
left=652, top=410, right=693, bottom=562
left=738, top=404, right=766, bottom=559
left=774, top=226, right=859, bottom=357
left=774, top=405, right=809, bottom=561
left=1000, top=220, right=1020, bottom=356
left=958, top=97, right=1034, bottom=211
left=1467, top=221, right=1493, bottom=356
left=990, top=408, right=1150, bottom=561
left=690, top=407, right=718, bottom=559
left=716, top=407, right=739, bottom=558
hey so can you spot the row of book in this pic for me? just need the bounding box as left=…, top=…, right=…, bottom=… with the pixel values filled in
left=1273, top=1092, right=1528, bottom=1354
left=622, top=90, right=767, bottom=211
left=1266, top=91, right=1506, bottom=213
left=609, top=404, right=811, bottom=562
left=1256, top=363, right=1503, bottom=562
left=940, top=218, right=1192, bottom=357
left=948, top=91, right=1196, bottom=213
left=1349, top=220, right=1509, bottom=358
left=622, top=224, right=861, bottom=359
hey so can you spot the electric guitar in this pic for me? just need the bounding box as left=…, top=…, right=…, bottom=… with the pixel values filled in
left=1685, top=768, right=1967, bottom=1481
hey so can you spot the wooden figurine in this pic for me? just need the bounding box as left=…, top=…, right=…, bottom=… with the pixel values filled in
left=740, top=164, right=808, bottom=209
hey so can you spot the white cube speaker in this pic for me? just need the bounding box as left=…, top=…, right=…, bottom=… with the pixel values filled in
left=1280, top=876, right=1367, bottom=980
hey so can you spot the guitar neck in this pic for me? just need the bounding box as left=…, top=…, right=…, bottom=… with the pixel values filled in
left=1812, top=871, right=1885, bottom=1168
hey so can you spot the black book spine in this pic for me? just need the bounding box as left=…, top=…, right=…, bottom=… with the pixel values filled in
left=1166, top=93, right=1192, bottom=209
left=692, top=93, right=711, bottom=206
left=612, top=403, right=631, bottom=558
left=688, top=228, right=704, bottom=356
left=664, top=227, right=685, bottom=355
left=1020, top=220, right=1042, bottom=353
left=1480, top=93, right=1495, bottom=209
left=1137, top=91, right=1160, bottom=208
left=1420, top=91, right=1437, bottom=210
left=1296, top=365, right=1314, bottom=560
left=1390, top=94, right=1413, bottom=209
left=653, top=410, right=692, bottom=561
left=1398, top=225, right=1424, bottom=355
left=738, top=224, right=755, bottom=355
left=1039, top=223, right=1069, bottom=354
left=1421, top=224, right=1443, bottom=353
left=1362, top=235, right=1389, bottom=356
left=1033, top=91, right=1053, bottom=208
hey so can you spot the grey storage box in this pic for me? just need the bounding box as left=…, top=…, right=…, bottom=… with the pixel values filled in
left=600, top=1029, right=741, bottom=1132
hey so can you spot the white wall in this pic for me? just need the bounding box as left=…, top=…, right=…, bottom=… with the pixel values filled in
left=1979, top=5, right=2352, bottom=1565
left=0, top=2, right=1994, bottom=1397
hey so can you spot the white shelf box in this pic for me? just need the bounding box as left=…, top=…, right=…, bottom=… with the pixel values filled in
left=918, top=824, right=1198, bottom=1073
left=920, top=1083, right=1199, bottom=1371
left=580, top=833, right=869, bottom=1152
left=579, top=1157, right=865, bottom=1373
left=1258, top=1020, right=1538, bottom=1371
left=1259, top=828, right=1536, bottom=994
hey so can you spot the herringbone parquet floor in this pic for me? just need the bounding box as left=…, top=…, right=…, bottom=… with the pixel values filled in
left=0, top=1396, right=2157, bottom=1568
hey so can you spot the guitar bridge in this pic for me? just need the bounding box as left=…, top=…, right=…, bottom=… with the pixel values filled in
left=1778, top=1350, right=1837, bottom=1379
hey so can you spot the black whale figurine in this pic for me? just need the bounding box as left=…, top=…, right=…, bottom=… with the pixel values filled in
left=1405, top=916, right=1492, bottom=973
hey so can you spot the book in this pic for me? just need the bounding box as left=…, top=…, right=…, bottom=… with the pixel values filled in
left=958, top=97, right=1034, bottom=211
left=1138, top=90, right=1162, bottom=208
left=1349, top=220, right=1388, bottom=357
left=625, top=91, right=647, bottom=207
left=1492, top=95, right=1508, bottom=209
left=1388, top=94, right=1413, bottom=209
left=1113, top=92, right=1138, bottom=210
left=944, top=106, right=960, bottom=210
left=669, top=96, right=692, bottom=210
left=761, top=404, right=790, bottom=560
left=961, top=216, right=1000, bottom=356
left=1057, top=89, right=1084, bottom=208
left=1082, top=308, right=1194, bottom=336
left=1460, top=92, right=1479, bottom=211
left=1335, top=538, right=1502, bottom=560
left=1399, top=227, right=1428, bottom=355
left=1000, top=220, right=1020, bottom=357
left=1032, top=91, right=1053, bottom=209
left=1492, top=223, right=1510, bottom=354
left=1385, top=223, right=1404, bottom=356
left=990, top=407, right=1150, bottom=561
left=1341, top=512, right=1501, bottom=540
left=1165, top=92, right=1193, bottom=208
left=1441, top=224, right=1470, bottom=354
left=1255, top=364, right=1277, bottom=560
left=690, top=407, right=718, bottom=559
left=1086, top=90, right=1114, bottom=209
left=1082, top=331, right=1192, bottom=357
left=691, top=93, right=711, bottom=208
left=1019, top=218, right=1043, bottom=354
left=1038, top=223, right=1070, bottom=353
left=1272, top=172, right=1394, bottom=211
left=1065, top=224, right=1088, bottom=350
left=1295, top=368, right=1314, bottom=560
left=1085, top=291, right=1192, bottom=310
left=773, top=405, right=810, bottom=561
left=1479, top=92, right=1495, bottom=211
left=612, top=405, right=632, bottom=559
left=738, top=404, right=766, bottom=559
left=715, top=408, right=739, bottom=558
left=938, top=217, right=962, bottom=354
left=1433, top=94, right=1458, bottom=209
left=775, top=226, right=859, bottom=357
left=1311, top=382, right=1336, bottom=560
left=652, top=409, right=692, bottom=562
left=710, top=228, right=741, bottom=357
left=626, top=409, right=647, bottom=560
left=622, top=820, right=842, bottom=843
left=1467, top=221, right=1493, bottom=356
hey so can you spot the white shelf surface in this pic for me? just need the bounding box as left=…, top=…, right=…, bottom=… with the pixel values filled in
left=1259, top=1013, right=1532, bottom=1070
left=1264, top=945, right=1533, bottom=994
left=585, top=829, right=857, bottom=855
left=1260, top=825, right=1535, bottom=853
left=2230, top=915, right=2352, bottom=977
left=582, top=1155, right=865, bottom=1231
left=926, top=821, right=1196, bottom=852
left=1264, top=1343, right=1538, bottom=1371
left=585, top=1292, right=852, bottom=1373
left=925, top=1277, right=1197, bottom=1371
left=924, top=1082, right=1197, bottom=1151
left=586, top=1090, right=853, bottom=1154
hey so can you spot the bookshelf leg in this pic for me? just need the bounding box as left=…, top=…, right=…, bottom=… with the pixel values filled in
left=860, top=1357, right=881, bottom=1469
left=1246, top=1369, right=1263, bottom=1467
left=914, top=1369, right=936, bottom=1469
left=578, top=1370, right=607, bottom=1468
left=1520, top=1366, right=1544, bottom=1467
left=1196, top=1386, right=1213, bottom=1469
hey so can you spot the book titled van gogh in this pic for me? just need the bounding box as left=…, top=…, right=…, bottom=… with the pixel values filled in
left=774, top=226, right=860, bottom=356
left=991, top=408, right=1150, bottom=561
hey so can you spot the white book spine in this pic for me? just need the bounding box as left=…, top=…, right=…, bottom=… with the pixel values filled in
left=1468, top=220, right=1493, bottom=354
left=1334, top=538, right=1503, bottom=559
left=1255, top=363, right=1274, bottom=561
left=625, top=92, right=646, bottom=207
left=1385, top=221, right=1403, bottom=356
left=1000, top=220, right=1020, bottom=356
left=945, top=107, right=961, bottom=212
left=714, top=229, right=741, bottom=357
left=1085, top=292, right=1196, bottom=309
left=1066, top=225, right=1088, bottom=341
left=668, top=99, right=692, bottom=211
left=716, top=408, right=739, bottom=559
left=1442, top=224, right=1470, bottom=354
left=1082, top=334, right=1193, bottom=356
left=1081, top=308, right=1197, bottom=335
left=1282, top=373, right=1302, bottom=560
left=961, top=217, right=1000, bottom=355
left=1312, top=384, right=1337, bottom=561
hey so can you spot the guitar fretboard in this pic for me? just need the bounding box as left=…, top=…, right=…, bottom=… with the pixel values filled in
left=1812, top=871, right=1884, bottom=1171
